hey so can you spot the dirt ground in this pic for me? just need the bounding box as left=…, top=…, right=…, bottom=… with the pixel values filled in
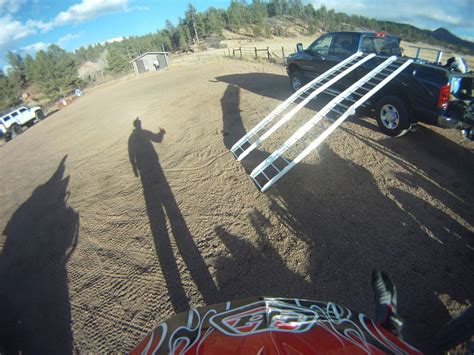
left=0, top=60, right=472, bottom=353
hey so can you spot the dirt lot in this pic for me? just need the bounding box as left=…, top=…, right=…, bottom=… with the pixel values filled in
left=0, top=60, right=472, bottom=353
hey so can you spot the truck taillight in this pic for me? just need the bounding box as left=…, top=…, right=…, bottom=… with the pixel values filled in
left=438, top=84, right=450, bottom=110
left=376, top=32, right=387, bottom=37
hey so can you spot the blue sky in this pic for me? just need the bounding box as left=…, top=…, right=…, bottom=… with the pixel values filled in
left=0, top=0, right=473, bottom=70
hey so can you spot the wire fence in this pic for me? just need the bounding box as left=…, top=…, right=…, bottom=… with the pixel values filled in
left=225, top=46, right=296, bottom=64
left=167, top=44, right=298, bottom=67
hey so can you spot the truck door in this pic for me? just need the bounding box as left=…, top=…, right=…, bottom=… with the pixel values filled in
left=326, top=33, right=361, bottom=91
left=304, top=33, right=335, bottom=79
left=10, top=111, right=20, bottom=124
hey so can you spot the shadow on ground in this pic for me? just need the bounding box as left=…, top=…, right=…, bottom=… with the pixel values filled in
left=128, top=118, right=218, bottom=313
left=216, top=71, right=371, bottom=125
left=45, top=109, right=60, bottom=119
left=216, top=78, right=474, bottom=353
left=217, top=72, right=291, bottom=103
left=0, top=156, right=79, bottom=354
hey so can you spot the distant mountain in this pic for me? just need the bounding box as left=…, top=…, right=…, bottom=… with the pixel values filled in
left=370, top=20, right=473, bottom=55
left=432, top=27, right=474, bottom=52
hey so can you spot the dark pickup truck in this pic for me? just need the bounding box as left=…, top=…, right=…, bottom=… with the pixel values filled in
left=286, top=31, right=474, bottom=139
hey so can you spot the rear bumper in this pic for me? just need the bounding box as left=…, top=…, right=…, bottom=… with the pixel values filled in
left=437, top=115, right=463, bottom=128
left=437, top=115, right=472, bottom=129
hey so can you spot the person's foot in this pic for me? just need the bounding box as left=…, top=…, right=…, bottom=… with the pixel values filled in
left=371, top=269, right=404, bottom=337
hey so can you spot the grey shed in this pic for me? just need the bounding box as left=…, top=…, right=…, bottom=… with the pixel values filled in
left=130, top=52, right=170, bottom=75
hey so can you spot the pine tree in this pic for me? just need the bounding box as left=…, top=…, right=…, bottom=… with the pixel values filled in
left=33, top=45, right=81, bottom=99
left=0, top=70, right=21, bottom=111
left=106, top=46, right=131, bottom=75
left=24, top=54, right=36, bottom=84
left=6, top=51, right=27, bottom=88
left=185, top=4, right=200, bottom=43
left=176, top=27, right=188, bottom=51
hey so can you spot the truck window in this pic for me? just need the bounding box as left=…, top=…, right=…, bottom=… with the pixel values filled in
left=19, top=108, right=27, bottom=113
left=331, top=33, right=359, bottom=57
left=307, top=34, right=334, bottom=56
left=361, top=36, right=401, bottom=56
left=4, top=115, right=11, bottom=122
left=11, top=112, right=18, bottom=117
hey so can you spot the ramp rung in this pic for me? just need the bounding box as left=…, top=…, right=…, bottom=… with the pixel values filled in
left=329, top=107, right=345, bottom=116
left=335, top=102, right=350, bottom=110
left=252, top=177, right=263, bottom=190
left=270, top=162, right=281, bottom=173
left=261, top=170, right=270, bottom=180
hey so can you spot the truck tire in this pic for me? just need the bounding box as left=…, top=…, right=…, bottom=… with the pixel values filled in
left=375, top=96, right=411, bottom=137
left=290, top=71, right=305, bottom=92
left=10, top=123, right=23, bottom=139
left=35, top=109, right=45, bottom=121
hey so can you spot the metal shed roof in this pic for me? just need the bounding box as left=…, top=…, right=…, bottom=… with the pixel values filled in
left=130, top=52, right=169, bottom=63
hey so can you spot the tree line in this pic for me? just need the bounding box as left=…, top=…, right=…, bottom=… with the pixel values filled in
left=1, top=46, right=80, bottom=112
left=1, top=0, right=472, bottom=113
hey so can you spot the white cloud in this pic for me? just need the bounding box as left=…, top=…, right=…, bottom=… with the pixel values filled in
left=0, top=0, right=131, bottom=59
left=0, top=15, right=37, bottom=53
left=21, top=41, right=50, bottom=54
left=460, top=35, right=474, bottom=42
left=53, top=0, right=129, bottom=26
left=58, top=33, right=81, bottom=47
left=27, top=19, right=54, bottom=32
left=0, top=0, right=27, bottom=15
left=100, top=36, right=124, bottom=44
left=2, top=63, right=12, bottom=73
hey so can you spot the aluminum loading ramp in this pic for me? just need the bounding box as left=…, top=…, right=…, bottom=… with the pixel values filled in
left=231, top=55, right=414, bottom=192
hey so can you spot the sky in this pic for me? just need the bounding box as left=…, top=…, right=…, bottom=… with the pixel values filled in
left=0, top=0, right=473, bottom=70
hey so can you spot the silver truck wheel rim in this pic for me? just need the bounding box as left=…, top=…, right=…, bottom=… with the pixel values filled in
left=380, top=104, right=400, bottom=129
left=292, top=76, right=302, bottom=90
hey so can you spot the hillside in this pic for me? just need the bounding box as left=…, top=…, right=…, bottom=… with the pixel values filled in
left=432, top=27, right=474, bottom=52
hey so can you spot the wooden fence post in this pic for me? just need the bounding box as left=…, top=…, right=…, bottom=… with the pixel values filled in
left=267, top=46, right=270, bottom=60
left=282, top=46, right=285, bottom=59
left=228, top=48, right=230, bottom=57
left=239, top=47, right=242, bottom=60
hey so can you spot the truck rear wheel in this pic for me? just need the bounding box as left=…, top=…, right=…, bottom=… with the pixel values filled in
left=35, top=110, right=45, bottom=121
left=10, top=123, right=23, bottom=138
left=375, top=96, right=411, bottom=137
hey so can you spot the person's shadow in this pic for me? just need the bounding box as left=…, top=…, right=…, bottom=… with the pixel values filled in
left=0, top=156, right=79, bottom=354
left=128, top=118, right=218, bottom=313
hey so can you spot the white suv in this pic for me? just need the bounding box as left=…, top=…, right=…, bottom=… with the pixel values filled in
left=0, top=106, right=44, bottom=141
